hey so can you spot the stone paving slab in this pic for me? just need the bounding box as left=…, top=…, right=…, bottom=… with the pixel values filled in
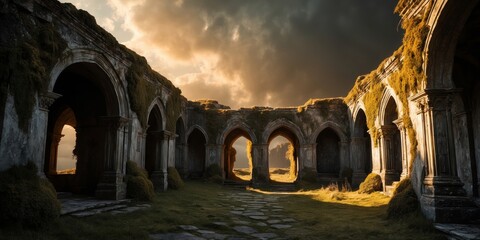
left=435, top=224, right=480, bottom=240
left=150, top=190, right=298, bottom=240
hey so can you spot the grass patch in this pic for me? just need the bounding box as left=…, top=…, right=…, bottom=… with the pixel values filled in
left=278, top=187, right=444, bottom=239
left=0, top=181, right=445, bottom=239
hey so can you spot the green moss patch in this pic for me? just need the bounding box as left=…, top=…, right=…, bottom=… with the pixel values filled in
left=0, top=162, right=61, bottom=229
left=125, top=161, right=154, bottom=201
left=358, top=173, right=382, bottom=194
left=387, top=178, right=419, bottom=218
left=0, top=8, right=67, bottom=131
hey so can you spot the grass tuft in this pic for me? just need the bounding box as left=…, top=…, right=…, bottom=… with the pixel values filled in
left=125, top=161, right=154, bottom=201
left=0, top=162, right=61, bottom=229
left=167, top=167, right=184, bottom=190
left=358, top=173, right=382, bottom=194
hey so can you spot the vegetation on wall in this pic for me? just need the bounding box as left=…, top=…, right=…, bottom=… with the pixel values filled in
left=125, top=52, right=183, bottom=130
left=345, top=3, right=431, bottom=167
left=0, top=8, right=67, bottom=132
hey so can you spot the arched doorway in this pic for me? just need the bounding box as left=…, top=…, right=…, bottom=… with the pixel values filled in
left=187, top=128, right=206, bottom=178
left=175, top=117, right=186, bottom=176
left=451, top=2, right=480, bottom=197
left=267, top=127, right=299, bottom=183
left=352, top=109, right=372, bottom=186
left=145, top=105, right=164, bottom=190
left=45, top=62, right=120, bottom=196
left=223, top=128, right=254, bottom=182
left=381, top=97, right=402, bottom=186
left=316, top=128, right=341, bottom=178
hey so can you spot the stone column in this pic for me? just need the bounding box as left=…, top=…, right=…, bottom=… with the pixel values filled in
left=393, top=119, right=409, bottom=179
left=206, top=144, right=223, bottom=169
left=38, top=92, right=61, bottom=177
left=150, top=130, right=173, bottom=192
left=339, top=140, right=350, bottom=173
left=298, top=144, right=315, bottom=177
left=251, top=144, right=269, bottom=185
left=351, top=137, right=367, bottom=187
left=412, top=90, right=478, bottom=223
left=48, top=133, right=64, bottom=174
left=379, top=125, right=400, bottom=186
left=96, top=116, right=129, bottom=200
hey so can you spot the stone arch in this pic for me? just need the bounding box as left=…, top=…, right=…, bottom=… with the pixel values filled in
left=263, top=119, right=304, bottom=182
left=144, top=103, right=164, bottom=189
left=146, top=97, right=167, bottom=131
left=424, top=0, right=479, bottom=89
left=351, top=108, right=373, bottom=186
left=45, top=52, right=128, bottom=199
left=379, top=91, right=403, bottom=186
left=315, top=127, right=342, bottom=178
left=309, top=121, right=347, bottom=144
left=378, top=88, right=403, bottom=126
left=48, top=48, right=128, bottom=117
left=262, top=118, right=305, bottom=145
left=187, top=126, right=208, bottom=178
left=219, top=121, right=257, bottom=180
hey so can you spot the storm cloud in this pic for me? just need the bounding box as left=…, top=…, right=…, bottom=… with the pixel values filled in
left=64, top=0, right=402, bottom=108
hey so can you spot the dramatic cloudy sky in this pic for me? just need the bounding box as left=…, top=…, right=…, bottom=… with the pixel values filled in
left=61, top=0, right=402, bottom=109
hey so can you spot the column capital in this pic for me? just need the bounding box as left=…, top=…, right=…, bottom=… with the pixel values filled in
left=39, top=92, right=62, bottom=111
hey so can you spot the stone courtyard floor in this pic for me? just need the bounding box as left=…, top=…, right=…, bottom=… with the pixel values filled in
left=150, top=191, right=295, bottom=239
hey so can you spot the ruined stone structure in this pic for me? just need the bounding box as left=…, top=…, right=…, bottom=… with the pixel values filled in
left=1, top=0, right=479, bottom=223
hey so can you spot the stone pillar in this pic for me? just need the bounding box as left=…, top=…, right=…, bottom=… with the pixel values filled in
left=38, top=92, right=61, bottom=177
left=48, top=133, right=64, bottom=174
left=351, top=137, right=367, bottom=187
left=149, top=130, right=173, bottom=192
left=379, top=125, right=400, bottom=186
left=251, top=144, right=269, bottom=185
left=206, top=144, right=223, bottom=169
left=413, top=90, right=478, bottom=223
left=298, top=144, right=315, bottom=178
left=393, top=119, right=409, bottom=179
left=339, top=140, right=350, bottom=173
left=96, top=116, right=129, bottom=200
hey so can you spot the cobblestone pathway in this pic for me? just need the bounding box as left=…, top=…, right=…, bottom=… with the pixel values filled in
left=150, top=191, right=297, bottom=240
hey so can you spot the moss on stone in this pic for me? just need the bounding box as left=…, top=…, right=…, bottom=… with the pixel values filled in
left=167, top=167, right=184, bottom=190
left=358, top=173, right=382, bottom=194
left=0, top=7, right=67, bottom=132
left=387, top=178, right=418, bottom=218
left=125, top=161, right=154, bottom=201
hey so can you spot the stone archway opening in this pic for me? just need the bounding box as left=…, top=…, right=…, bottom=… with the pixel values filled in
left=175, top=117, right=186, bottom=177
left=223, top=128, right=253, bottom=182
left=267, top=127, right=298, bottom=183
left=57, top=124, right=77, bottom=174
left=352, top=109, right=372, bottom=186
left=381, top=97, right=402, bottom=186
left=316, top=128, right=341, bottom=179
left=187, top=128, right=206, bottom=178
left=45, top=62, right=120, bottom=197
left=230, top=137, right=253, bottom=181
left=145, top=106, right=163, bottom=187
left=452, top=2, right=480, bottom=197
